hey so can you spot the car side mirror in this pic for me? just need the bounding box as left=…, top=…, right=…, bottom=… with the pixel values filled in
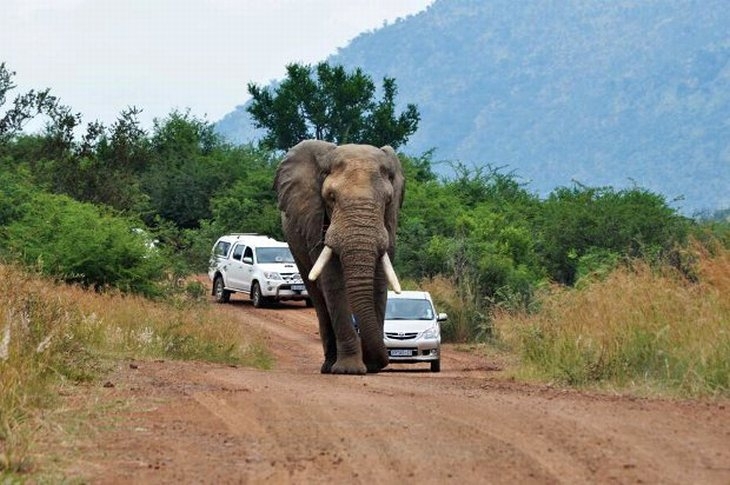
left=242, top=256, right=253, bottom=265
left=437, top=313, right=448, bottom=322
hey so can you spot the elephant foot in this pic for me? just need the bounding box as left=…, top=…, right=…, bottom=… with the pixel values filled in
left=331, top=355, right=367, bottom=375
left=320, top=359, right=336, bottom=374
left=364, top=353, right=389, bottom=373
left=365, top=362, right=385, bottom=373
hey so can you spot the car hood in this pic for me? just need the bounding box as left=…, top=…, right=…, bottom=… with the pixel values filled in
left=384, top=319, right=437, bottom=333
left=258, top=263, right=299, bottom=273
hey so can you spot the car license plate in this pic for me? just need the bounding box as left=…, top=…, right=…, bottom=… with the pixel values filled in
left=291, top=284, right=305, bottom=291
left=390, top=349, right=413, bottom=357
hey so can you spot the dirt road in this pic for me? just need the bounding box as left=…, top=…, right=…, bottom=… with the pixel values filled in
left=53, top=296, right=729, bottom=484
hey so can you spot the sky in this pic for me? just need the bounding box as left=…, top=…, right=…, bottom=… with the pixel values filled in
left=1, top=0, right=434, bottom=130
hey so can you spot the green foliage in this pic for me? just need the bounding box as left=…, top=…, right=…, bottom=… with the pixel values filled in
left=142, top=156, right=218, bottom=229
left=210, top=179, right=282, bottom=237
left=536, top=184, right=689, bottom=285
left=0, top=62, right=80, bottom=144
left=691, top=211, right=730, bottom=250
left=4, top=108, right=149, bottom=213
left=139, top=111, right=280, bottom=233
left=0, top=188, right=167, bottom=296
left=247, top=62, right=419, bottom=149
left=0, top=167, right=35, bottom=226
left=140, top=111, right=223, bottom=228
left=398, top=163, right=545, bottom=316
left=573, top=248, right=622, bottom=287
left=397, top=179, right=461, bottom=277
left=400, top=149, right=438, bottom=183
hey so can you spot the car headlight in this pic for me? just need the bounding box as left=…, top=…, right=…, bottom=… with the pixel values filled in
left=263, top=272, right=282, bottom=280
left=422, top=325, right=440, bottom=340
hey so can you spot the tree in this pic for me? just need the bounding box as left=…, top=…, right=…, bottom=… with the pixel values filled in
left=141, top=111, right=229, bottom=229
left=535, top=184, right=689, bottom=285
left=41, top=108, right=149, bottom=212
left=247, top=62, right=419, bottom=150
left=0, top=62, right=79, bottom=145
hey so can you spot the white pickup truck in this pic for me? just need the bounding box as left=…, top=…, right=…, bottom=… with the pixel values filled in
left=208, top=233, right=310, bottom=307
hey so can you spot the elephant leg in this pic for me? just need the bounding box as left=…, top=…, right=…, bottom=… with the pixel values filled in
left=320, top=269, right=367, bottom=375
left=331, top=313, right=366, bottom=374
left=304, top=280, right=337, bottom=373
left=286, top=239, right=338, bottom=373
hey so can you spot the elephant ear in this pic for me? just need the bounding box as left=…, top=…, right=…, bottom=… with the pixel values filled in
left=380, top=145, right=405, bottom=252
left=274, top=140, right=337, bottom=246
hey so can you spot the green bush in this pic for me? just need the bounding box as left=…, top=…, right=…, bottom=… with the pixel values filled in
left=0, top=166, right=35, bottom=226
left=574, top=248, right=622, bottom=287
left=208, top=174, right=282, bottom=239
left=1, top=190, right=168, bottom=296
left=536, top=185, right=689, bottom=285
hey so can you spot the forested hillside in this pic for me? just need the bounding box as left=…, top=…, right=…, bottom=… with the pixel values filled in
left=216, top=0, right=730, bottom=215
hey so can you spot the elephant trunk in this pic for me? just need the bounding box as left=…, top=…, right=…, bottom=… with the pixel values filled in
left=341, top=243, right=390, bottom=372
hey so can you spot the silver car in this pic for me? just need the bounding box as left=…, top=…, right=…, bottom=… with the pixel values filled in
left=383, top=290, right=447, bottom=372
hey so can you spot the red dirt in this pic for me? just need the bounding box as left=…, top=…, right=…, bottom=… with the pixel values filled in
left=46, top=295, right=730, bottom=484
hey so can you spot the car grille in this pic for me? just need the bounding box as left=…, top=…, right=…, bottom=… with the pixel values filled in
left=281, top=272, right=302, bottom=283
left=385, top=332, right=418, bottom=340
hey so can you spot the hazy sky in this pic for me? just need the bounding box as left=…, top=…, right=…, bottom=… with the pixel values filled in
left=2, top=0, right=434, bottom=129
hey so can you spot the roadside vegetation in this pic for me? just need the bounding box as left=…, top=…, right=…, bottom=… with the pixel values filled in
left=0, top=263, right=271, bottom=473
left=1, top=60, right=729, bottom=475
left=492, top=242, right=729, bottom=397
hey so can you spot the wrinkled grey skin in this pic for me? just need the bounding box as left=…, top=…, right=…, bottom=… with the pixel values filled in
left=274, top=140, right=405, bottom=374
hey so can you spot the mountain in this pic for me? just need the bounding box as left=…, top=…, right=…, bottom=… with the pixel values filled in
left=216, top=0, right=730, bottom=215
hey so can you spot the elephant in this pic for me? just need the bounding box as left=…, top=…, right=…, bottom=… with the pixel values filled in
left=273, top=139, right=405, bottom=375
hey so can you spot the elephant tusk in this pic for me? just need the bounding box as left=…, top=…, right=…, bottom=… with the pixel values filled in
left=309, top=246, right=333, bottom=281
left=382, top=253, right=402, bottom=293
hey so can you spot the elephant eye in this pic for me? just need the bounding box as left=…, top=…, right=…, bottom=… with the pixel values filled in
left=325, top=189, right=336, bottom=204
left=384, top=183, right=394, bottom=204
left=322, top=177, right=337, bottom=205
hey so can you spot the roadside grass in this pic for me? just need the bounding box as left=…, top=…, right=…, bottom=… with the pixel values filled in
left=494, top=243, right=730, bottom=397
left=0, top=264, right=272, bottom=477
left=417, top=275, right=492, bottom=342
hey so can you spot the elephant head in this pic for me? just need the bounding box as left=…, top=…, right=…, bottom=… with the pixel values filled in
left=274, top=140, right=405, bottom=374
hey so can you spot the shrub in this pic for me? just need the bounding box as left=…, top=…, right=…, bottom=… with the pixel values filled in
left=536, top=185, right=689, bottom=285
left=1, top=191, right=167, bottom=296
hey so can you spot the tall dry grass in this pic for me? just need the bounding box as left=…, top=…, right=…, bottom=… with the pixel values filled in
left=417, top=275, right=492, bottom=342
left=0, top=264, right=271, bottom=475
left=495, top=243, right=730, bottom=396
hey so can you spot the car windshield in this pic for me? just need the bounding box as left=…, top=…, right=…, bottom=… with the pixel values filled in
left=256, top=247, right=295, bottom=264
left=385, top=298, right=434, bottom=320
